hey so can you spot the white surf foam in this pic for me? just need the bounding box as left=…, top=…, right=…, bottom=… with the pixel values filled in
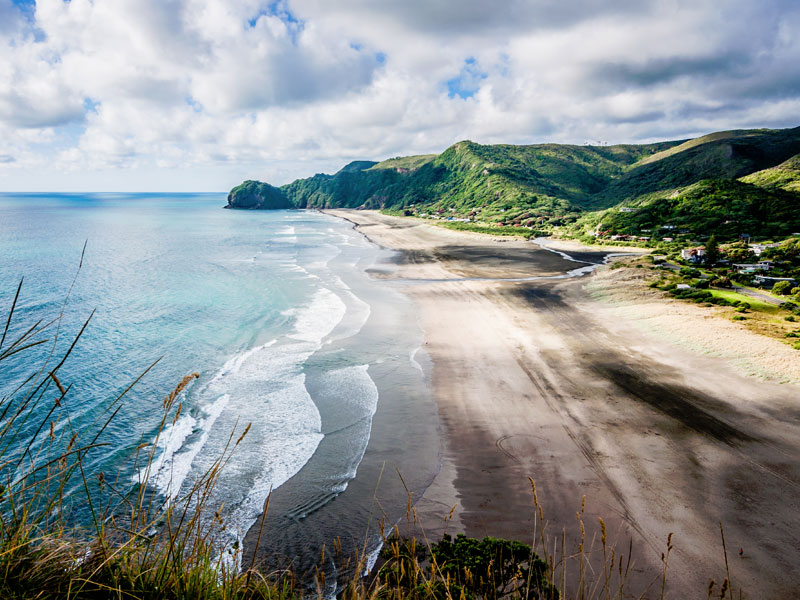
left=148, top=393, right=230, bottom=498
left=320, top=364, right=379, bottom=425
left=209, top=340, right=277, bottom=386
left=138, top=215, right=386, bottom=571
left=409, top=346, right=424, bottom=374
left=287, top=287, right=347, bottom=343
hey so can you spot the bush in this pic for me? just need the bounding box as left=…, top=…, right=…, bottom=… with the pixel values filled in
left=773, top=280, right=793, bottom=295
left=712, top=277, right=732, bottom=288
left=732, top=315, right=747, bottom=321
left=679, top=267, right=701, bottom=278
left=379, top=534, right=558, bottom=600
left=735, top=301, right=751, bottom=310
left=786, top=315, right=796, bottom=322
left=695, top=279, right=710, bottom=289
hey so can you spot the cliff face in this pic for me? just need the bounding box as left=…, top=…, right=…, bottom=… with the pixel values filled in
left=226, top=180, right=292, bottom=209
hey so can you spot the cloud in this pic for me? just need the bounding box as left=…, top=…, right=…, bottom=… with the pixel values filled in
left=0, top=0, right=798, bottom=191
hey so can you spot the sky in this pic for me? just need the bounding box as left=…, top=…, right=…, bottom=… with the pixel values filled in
left=0, top=0, right=799, bottom=192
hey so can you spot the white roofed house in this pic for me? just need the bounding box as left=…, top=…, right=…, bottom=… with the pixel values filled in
left=749, top=243, right=780, bottom=256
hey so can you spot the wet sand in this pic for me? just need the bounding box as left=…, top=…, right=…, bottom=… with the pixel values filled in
left=326, top=210, right=800, bottom=599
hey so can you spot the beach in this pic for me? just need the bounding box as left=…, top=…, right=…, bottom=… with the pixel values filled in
left=325, top=210, right=800, bottom=599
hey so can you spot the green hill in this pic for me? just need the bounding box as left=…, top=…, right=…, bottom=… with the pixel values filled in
left=580, top=179, right=798, bottom=239
left=227, top=126, right=800, bottom=239
left=226, top=180, right=292, bottom=209
left=740, top=153, right=800, bottom=193
left=590, top=127, right=800, bottom=208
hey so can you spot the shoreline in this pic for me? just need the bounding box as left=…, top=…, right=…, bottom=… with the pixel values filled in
left=325, top=209, right=800, bottom=599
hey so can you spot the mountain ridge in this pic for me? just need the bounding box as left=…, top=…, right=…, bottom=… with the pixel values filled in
left=227, top=126, right=800, bottom=239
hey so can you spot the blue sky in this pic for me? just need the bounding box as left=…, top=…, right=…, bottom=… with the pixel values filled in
left=0, top=0, right=799, bottom=192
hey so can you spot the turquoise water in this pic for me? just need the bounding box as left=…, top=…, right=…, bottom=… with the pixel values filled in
left=0, top=193, right=437, bottom=575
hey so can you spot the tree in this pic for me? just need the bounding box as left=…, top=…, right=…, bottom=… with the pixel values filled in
left=705, top=234, right=720, bottom=266
left=773, top=280, right=793, bottom=295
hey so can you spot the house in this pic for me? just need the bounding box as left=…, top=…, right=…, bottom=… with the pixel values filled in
left=754, top=275, right=797, bottom=289
left=749, top=243, right=780, bottom=257
left=619, top=207, right=634, bottom=213
left=676, top=283, right=692, bottom=290
left=732, top=263, right=770, bottom=273
left=662, top=237, right=674, bottom=242
left=681, top=247, right=705, bottom=263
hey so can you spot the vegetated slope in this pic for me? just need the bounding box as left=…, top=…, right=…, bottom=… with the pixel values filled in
left=421, top=140, right=678, bottom=216
left=227, top=126, right=800, bottom=237
left=590, top=126, right=800, bottom=208
left=226, top=180, right=292, bottom=209
left=580, top=179, right=799, bottom=239
left=228, top=139, right=680, bottom=222
left=740, top=153, right=800, bottom=193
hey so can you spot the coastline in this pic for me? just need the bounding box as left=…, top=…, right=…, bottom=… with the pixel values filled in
left=325, top=209, right=800, bottom=599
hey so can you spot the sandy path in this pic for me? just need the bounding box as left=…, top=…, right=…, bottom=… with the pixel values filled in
left=325, top=210, right=800, bottom=599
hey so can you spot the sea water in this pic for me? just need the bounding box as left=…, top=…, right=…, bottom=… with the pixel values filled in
left=0, top=193, right=438, bottom=578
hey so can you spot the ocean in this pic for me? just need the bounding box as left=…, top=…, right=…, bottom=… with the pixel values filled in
left=0, top=193, right=439, bottom=580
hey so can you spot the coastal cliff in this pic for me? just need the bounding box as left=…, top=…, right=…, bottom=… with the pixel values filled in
left=226, top=180, right=292, bottom=209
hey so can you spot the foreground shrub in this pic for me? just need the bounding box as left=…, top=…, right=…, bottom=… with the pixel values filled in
left=378, top=534, right=558, bottom=600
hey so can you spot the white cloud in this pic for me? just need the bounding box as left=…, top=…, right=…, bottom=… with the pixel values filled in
left=0, top=0, right=798, bottom=191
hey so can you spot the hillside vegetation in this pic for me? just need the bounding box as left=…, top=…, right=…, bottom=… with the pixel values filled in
left=228, top=126, right=800, bottom=240
left=580, top=179, right=798, bottom=239
left=740, top=153, right=800, bottom=193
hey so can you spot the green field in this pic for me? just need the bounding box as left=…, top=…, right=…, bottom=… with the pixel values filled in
left=709, top=288, right=778, bottom=312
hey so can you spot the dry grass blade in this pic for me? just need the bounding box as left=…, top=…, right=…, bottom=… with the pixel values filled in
left=0, top=278, right=23, bottom=352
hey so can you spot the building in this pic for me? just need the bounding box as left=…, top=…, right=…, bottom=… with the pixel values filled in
left=732, top=263, right=770, bottom=273
left=681, top=247, right=705, bottom=263
left=749, top=243, right=781, bottom=257
left=754, top=275, right=797, bottom=289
